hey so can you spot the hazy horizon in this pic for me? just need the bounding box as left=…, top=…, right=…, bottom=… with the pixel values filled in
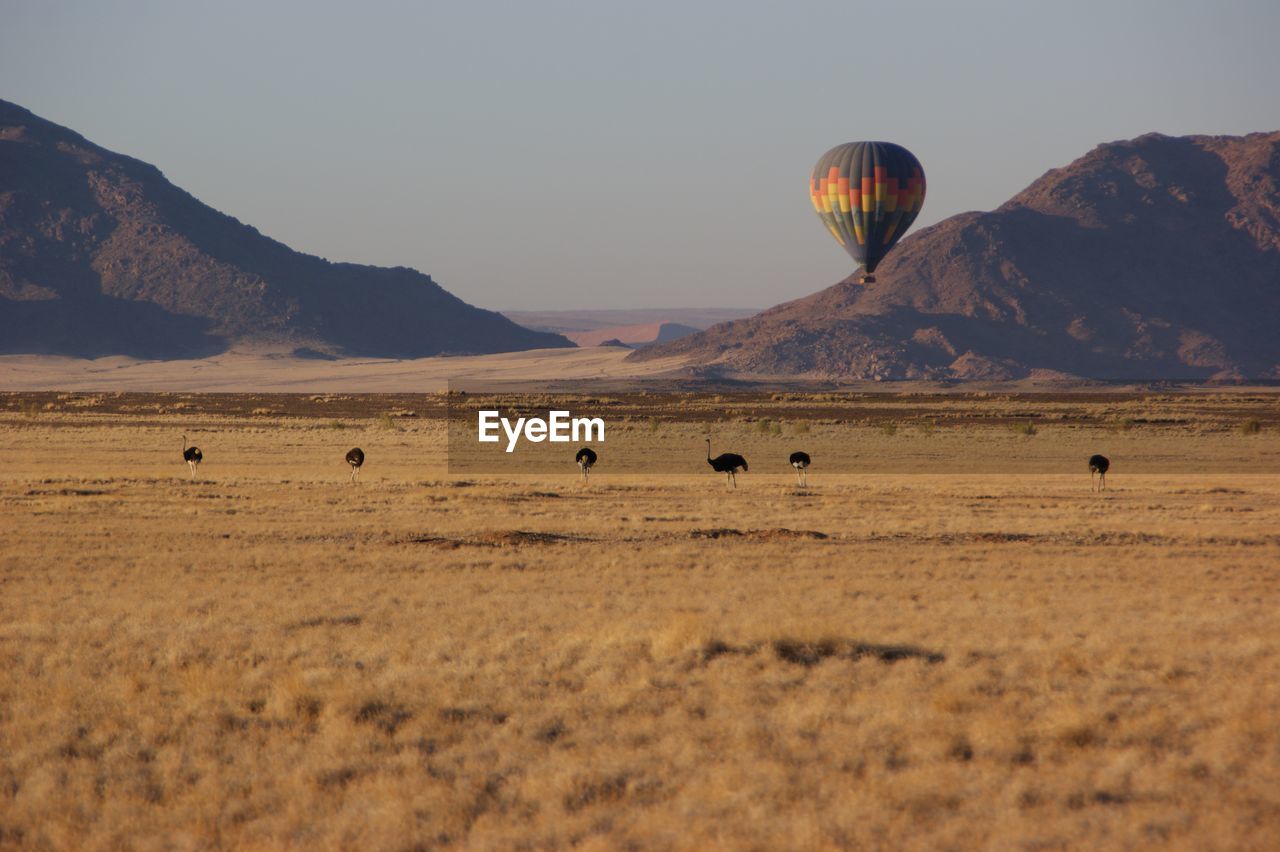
left=4, top=0, right=1279, bottom=311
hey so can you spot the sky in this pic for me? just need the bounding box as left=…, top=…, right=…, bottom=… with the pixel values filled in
left=3, top=0, right=1280, bottom=312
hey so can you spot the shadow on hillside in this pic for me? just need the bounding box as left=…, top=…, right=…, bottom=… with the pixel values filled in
left=0, top=296, right=227, bottom=359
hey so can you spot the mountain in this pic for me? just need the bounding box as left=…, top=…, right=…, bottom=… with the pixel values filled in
left=0, top=100, right=570, bottom=358
left=633, top=132, right=1280, bottom=381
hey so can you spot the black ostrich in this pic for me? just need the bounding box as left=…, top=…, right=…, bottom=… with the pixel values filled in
left=182, top=435, right=202, bottom=481
left=575, top=447, right=597, bottom=483
left=1089, top=454, right=1110, bottom=491
left=706, top=438, right=748, bottom=489
left=346, top=447, right=365, bottom=482
left=789, top=451, right=811, bottom=486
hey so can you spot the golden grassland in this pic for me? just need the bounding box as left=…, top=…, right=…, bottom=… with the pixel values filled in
left=1, top=392, right=1279, bottom=849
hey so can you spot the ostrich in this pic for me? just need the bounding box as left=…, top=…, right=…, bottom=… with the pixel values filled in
left=182, top=435, right=202, bottom=481
left=346, top=447, right=365, bottom=482
left=789, top=451, right=811, bottom=486
left=575, top=447, right=597, bottom=483
left=706, top=438, right=748, bottom=489
left=1089, top=454, right=1110, bottom=491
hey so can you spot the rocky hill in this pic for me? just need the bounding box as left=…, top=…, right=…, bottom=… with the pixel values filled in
left=633, top=132, right=1280, bottom=381
left=0, top=100, right=570, bottom=358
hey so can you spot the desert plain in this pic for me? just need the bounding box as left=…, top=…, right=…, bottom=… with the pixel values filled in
left=1, top=389, right=1278, bottom=849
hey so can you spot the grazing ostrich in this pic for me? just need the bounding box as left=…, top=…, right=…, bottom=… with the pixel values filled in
left=706, top=438, right=748, bottom=489
left=1089, top=454, right=1110, bottom=491
left=575, top=447, right=597, bottom=483
left=346, top=447, right=365, bottom=482
left=182, top=435, right=202, bottom=481
left=789, top=451, right=811, bottom=486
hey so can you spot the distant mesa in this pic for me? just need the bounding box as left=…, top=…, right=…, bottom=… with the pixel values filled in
left=635, top=131, right=1280, bottom=381
left=0, top=99, right=571, bottom=359
left=500, top=307, right=758, bottom=335
left=566, top=321, right=702, bottom=349
left=597, top=338, right=632, bottom=349
left=499, top=308, right=757, bottom=351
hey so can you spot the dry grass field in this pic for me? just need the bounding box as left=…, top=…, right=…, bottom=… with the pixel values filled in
left=1, top=391, right=1279, bottom=849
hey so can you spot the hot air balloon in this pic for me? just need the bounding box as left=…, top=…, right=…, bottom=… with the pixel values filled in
left=809, top=141, right=926, bottom=283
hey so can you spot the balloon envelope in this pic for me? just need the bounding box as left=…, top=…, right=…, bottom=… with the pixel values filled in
left=810, top=141, right=926, bottom=276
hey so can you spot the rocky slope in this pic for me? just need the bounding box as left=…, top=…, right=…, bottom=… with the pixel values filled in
left=0, top=100, right=570, bottom=358
left=634, top=132, right=1280, bottom=380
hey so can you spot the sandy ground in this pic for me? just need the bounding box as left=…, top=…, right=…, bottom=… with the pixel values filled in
left=1, top=394, right=1278, bottom=848
left=0, top=348, right=685, bottom=393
